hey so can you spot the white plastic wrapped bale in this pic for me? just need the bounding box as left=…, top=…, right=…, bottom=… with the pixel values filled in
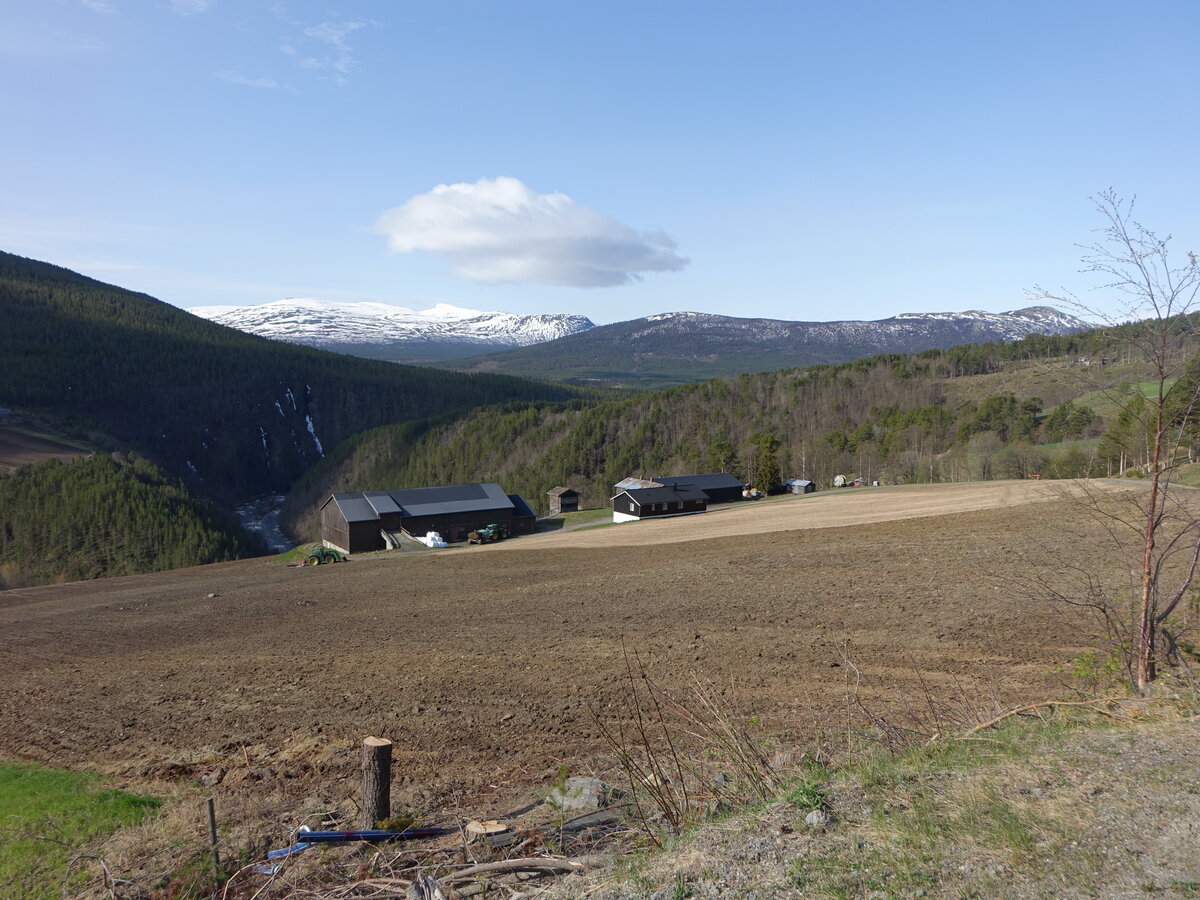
left=422, top=531, right=448, bottom=548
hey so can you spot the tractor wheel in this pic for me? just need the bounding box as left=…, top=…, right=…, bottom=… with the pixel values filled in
left=306, top=555, right=321, bottom=566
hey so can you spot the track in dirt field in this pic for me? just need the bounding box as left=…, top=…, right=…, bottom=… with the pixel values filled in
left=0, top=480, right=1138, bottom=817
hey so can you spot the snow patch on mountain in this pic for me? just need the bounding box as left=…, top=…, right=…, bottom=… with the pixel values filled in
left=628, top=306, right=1087, bottom=345
left=189, top=298, right=595, bottom=351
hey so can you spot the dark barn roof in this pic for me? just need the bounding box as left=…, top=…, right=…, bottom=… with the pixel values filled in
left=653, top=473, right=744, bottom=491
left=507, top=493, right=537, bottom=518
left=326, top=482, right=515, bottom=523
left=619, top=484, right=708, bottom=506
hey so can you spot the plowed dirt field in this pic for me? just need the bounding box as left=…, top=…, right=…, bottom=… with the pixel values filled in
left=0, top=481, right=1135, bottom=816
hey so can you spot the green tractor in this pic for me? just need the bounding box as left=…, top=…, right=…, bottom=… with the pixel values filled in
left=467, top=523, right=508, bottom=545
left=306, top=546, right=345, bottom=565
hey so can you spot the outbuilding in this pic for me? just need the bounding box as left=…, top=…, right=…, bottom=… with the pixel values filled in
left=547, top=486, right=580, bottom=516
left=783, top=478, right=816, bottom=494
left=612, top=483, right=708, bottom=523
left=320, top=482, right=536, bottom=553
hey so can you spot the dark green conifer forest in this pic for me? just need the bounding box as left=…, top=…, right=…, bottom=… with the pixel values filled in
left=0, top=454, right=259, bottom=588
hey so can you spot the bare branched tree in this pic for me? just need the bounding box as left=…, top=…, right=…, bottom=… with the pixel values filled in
left=1032, top=191, right=1200, bottom=693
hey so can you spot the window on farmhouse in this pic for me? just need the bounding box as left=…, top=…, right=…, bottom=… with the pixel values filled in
left=677, top=501, right=683, bottom=509
left=629, top=502, right=635, bottom=512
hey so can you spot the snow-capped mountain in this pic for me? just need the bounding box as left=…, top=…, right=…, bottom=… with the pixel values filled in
left=189, top=298, right=595, bottom=358
left=446, top=306, right=1091, bottom=387
left=630, top=306, right=1087, bottom=346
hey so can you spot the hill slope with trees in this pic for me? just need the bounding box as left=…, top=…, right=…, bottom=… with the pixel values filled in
left=284, top=317, right=1200, bottom=536
left=0, top=453, right=260, bottom=588
left=0, top=251, right=581, bottom=504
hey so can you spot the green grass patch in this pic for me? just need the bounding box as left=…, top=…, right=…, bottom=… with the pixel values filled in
left=275, top=542, right=320, bottom=562
left=789, top=842, right=941, bottom=899
left=0, top=761, right=160, bottom=900
left=537, top=507, right=614, bottom=531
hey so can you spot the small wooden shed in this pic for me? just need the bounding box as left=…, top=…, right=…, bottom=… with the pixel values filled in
left=783, top=478, right=816, bottom=494
left=547, top=486, right=580, bottom=516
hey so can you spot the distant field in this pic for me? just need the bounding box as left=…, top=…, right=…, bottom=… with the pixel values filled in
left=0, top=479, right=1144, bottom=826
left=0, top=425, right=91, bottom=472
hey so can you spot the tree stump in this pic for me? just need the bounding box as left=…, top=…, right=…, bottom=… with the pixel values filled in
left=361, top=736, right=392, bottom=829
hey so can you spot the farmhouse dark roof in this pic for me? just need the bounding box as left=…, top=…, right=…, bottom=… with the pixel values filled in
left=619, top=484, right=708, bottom=505
left=653, top=473, right=744, bottom=491
left=326, top=482, right=515, bottom=522
left=614, top=477, right=662, bottom=491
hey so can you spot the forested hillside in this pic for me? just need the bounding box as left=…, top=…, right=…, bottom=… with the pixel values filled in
left=0, top=252, right=580, bottom=504
left=283, top=317, right=1200, bottom=536
left=0, top=454, right=259, bottom=588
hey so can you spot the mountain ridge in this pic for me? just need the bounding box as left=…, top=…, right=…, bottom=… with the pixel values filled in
left=439, top=305, right=1089, bottom=388
left=189, top=298, right=595, bottom=360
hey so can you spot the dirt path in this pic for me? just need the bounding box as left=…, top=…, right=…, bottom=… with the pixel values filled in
left=0, top=481, right=1135, bottom=819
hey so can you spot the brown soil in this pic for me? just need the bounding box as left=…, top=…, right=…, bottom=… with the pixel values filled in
left=0, top=425, right=91, bottom=472
left=0, top=481, right=1135, bottom=817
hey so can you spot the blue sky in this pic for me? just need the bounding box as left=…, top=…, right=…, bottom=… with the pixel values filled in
left=3, top=1, right=1198, bottom=325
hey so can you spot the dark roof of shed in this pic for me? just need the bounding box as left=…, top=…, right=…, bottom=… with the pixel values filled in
left=327, top=482, right=514, bottom=522
left=653, top=473, right=744, bottom=491
left=363, top=491, right=403, bottom=515
left=618, top=484, right=708, bottom=505
left=328, top=494, right=379, bottom=523
left=547, top=485, right=580, bottom=497
left=507, top=494, right=536, bottom=518
left=784, top=478, right=814, bottom=486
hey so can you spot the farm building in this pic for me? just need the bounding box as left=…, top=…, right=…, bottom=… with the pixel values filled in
left=612, top=483, right=708, bottom=523
left=547, top=486, right=580, bottom=516
left=784, top=478, right=816, bottom=494
left=320, top=482, right=536, bottom=554
left=612, top=473, right=746, bottom=504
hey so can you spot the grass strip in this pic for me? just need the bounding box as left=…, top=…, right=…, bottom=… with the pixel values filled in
left=0, top=760, right=159, bottom=900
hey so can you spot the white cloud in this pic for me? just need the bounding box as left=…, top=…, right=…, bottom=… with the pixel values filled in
left=80, top=0, right=116, bottom=15
left=375, top=177, right=689, bottom=288
left=215, top=67, right=296, bottom=92
left=170, top=0, right=210, bottom=15
left=296, top=19, right=366, bottom=85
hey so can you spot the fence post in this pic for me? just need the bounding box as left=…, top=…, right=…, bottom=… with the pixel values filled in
left=205, top=797, right=220, bottom=879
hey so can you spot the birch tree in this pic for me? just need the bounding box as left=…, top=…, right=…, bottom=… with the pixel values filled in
left=1034, top=191, right=1200, bottom=693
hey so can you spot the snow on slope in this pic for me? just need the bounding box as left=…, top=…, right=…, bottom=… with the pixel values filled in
left=637, top=306, right=1088, bottom=345
left=189, top=298, right=595, bottom=350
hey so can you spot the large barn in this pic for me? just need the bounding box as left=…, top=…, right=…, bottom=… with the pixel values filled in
left=320, top=482, right=536, bottom=554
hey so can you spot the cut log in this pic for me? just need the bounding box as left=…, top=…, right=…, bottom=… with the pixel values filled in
left=361, top=736, right=393, bottom=829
